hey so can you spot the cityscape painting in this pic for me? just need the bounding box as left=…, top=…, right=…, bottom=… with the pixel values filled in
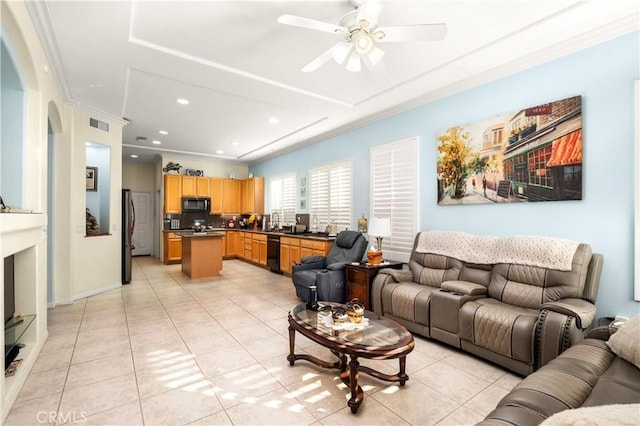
left=437, top=96, right=583, bottom=205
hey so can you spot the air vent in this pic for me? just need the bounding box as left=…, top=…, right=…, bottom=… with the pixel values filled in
left=89, top=117, right=109, bottom=132
left=135, top=136, right=147, bottom=142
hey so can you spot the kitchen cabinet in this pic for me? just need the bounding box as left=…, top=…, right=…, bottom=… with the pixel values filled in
left=209, top=178, right=223, bottom=213
left=182, top=176, right=210, bottom=197
left=241, top=177, right=265, bottom=214
left=164, top=232, right=182, bottom=264
left=243, top=233, right=252, bottom=260
left=226, top=231, right=240, bottom=257
left=164, top=174, right=182, bottom=213
left=280, top=237, right=301, bottom=274
left=223, top=179, right=242, bottom=213
left=300, top=238, right=331, bottom=259
left=181, top=176, right=196, bottom=196
left=196, top=177, right=210, bottom=197
left=251, top=233, right=267, bottom=265
left=181, top=233, right=223, bottom=278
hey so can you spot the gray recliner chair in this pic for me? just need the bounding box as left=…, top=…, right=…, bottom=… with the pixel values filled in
left=292, top=230, right=368, bottom=303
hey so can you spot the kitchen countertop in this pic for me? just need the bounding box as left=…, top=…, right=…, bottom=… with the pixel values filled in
left=164, top=228, right=336, bottom=241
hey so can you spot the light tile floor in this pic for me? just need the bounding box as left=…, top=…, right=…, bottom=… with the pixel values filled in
left=7, top=257, right=522, bottom=425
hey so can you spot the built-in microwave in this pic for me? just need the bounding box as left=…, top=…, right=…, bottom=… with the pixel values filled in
left=181, top=197, right=210, bottom=213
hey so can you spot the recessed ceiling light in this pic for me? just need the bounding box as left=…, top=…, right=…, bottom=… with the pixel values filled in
left=85, top=142, right=93, bottom=146
left=216, top=150, right=224, bottom=155
left=158, top=130, right=168, bottom=135
left=269, top=117, right=279, bottom=124
left=176, top=98, right=189, bottom=105
left=231, top=141, right=240, bottom=146
left=152, top=140, right=162, bottom=145
left=130, top=154, right=139, bottom=158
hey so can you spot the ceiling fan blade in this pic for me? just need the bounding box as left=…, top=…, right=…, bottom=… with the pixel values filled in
left=301, top=45, right=339, bottom=72
left=356, top=0, right=382, bottom=29
left=375, top=23, right=447, bottom=42
left=278, top=14, right=345, bottom=35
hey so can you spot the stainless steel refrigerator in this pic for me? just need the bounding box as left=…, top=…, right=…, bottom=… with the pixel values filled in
left=122, top=189, right=135, bottom=284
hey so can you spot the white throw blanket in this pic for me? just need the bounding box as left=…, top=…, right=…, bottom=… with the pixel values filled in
left=415, top=231, right=580, bottom=271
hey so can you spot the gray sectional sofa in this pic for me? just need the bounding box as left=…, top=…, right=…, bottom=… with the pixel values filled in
left=372, top=231, right=603, bottom=376
left=480, top=324, right=640, bottom=425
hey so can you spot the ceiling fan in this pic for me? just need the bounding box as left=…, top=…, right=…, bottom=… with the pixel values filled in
left=277, top=0, right=447, bottom=73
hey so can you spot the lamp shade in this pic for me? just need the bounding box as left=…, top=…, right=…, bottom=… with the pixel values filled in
left=368, top=217, right=391, bottom=238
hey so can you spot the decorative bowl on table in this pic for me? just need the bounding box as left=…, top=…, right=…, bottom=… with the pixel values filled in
left=345, top=299, right=365, bottom=323
left=331, top=306, right=348, bottom=324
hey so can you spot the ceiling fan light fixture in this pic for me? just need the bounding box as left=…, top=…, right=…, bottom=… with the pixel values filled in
left=368, top=45, right=385, bottom=66
left=346, top=51, right=361, bottom=72
left=332, top=42, right=352, bottom=64
left=354, top=31, right=374, bottom=54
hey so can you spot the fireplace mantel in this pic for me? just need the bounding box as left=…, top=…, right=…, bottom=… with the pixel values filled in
left=0, top=213, right=46, bottom=257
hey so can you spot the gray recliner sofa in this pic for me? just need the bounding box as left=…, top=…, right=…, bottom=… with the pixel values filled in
left=372, top=231, right=603, bottom=375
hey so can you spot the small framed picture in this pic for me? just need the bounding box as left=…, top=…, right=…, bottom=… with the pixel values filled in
left=300, top=187, right=306, bottom=197
left=300, top=176, right=306, bottom=187
left=300, top=200, right=306, bottom=209
left=86, top=167, right=97, bottom=191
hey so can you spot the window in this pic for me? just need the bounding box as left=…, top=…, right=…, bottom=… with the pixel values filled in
left=528, top=144, right=553, bottom=187
left=309, top=159, right=352, bottom=232
left=370, top=137, right=418, bottom=261
left=270, top=173, right=296, bottom=225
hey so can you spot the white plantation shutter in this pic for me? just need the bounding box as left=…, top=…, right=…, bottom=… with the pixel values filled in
left=270, top=173, right=296, bottom=225
left=370, top=137, right=418, bottom=261
left=310, top=159, right=352, bottom=231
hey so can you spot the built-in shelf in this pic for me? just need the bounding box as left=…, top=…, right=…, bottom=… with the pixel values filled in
left=4, top=314, right=36, bottom=360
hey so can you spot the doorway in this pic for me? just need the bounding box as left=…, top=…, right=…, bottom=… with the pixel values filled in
left=132, top=191, right=152, bottom=256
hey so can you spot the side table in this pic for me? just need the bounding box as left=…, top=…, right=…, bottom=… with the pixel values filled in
left=345, top=261, right=404, bottom=310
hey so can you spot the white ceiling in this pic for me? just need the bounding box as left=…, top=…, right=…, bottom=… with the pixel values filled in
left=27, top=1, right=639, bottom=164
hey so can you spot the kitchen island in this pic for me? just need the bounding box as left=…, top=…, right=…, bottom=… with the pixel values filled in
left=180, top=232, right=224, bottom=278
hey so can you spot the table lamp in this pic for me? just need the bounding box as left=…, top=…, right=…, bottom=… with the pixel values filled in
left=367, top=217, right=391, bottom=264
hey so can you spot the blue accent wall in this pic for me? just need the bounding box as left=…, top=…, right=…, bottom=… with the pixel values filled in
left=252, top=32, right=640, bottom=318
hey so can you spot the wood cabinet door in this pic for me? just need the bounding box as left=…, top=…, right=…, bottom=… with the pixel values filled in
left=241, top=179, right=251, bottom=214
left=226, top=231, right=238, bottom=256
left=251, top=239, right=260, bottom=263
left=167, top=237, right=182, bottom=262
left=223, top=179, right=241, bottom=213
left=259, top=240, right=267, bottom=265
left=196, top=177, right=210, bottom=197
left=209, top=178, right=223, bottom=213
left=253, top=177, right=265, bottom=214
left=182, top=176, right=196, bottom=196
left=290, top=245, right=301, bottom=268
left=280, top=244, right=290, bottom=273
left=163, top=175, right=182, bottom=213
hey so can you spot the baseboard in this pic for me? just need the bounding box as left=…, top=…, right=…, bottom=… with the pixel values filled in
left=72, top=282, right=122, bottom=301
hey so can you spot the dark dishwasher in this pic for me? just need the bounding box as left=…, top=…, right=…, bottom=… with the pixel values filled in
left=267, top=235, right=281, bottom=273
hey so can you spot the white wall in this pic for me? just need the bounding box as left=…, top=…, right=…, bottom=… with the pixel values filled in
left=2, top=1, right=126, bottom=306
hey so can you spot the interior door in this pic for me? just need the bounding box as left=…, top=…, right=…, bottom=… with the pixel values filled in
left=132, top=191, right=152, bottom=256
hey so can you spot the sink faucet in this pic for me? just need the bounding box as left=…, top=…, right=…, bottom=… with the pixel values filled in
left=271, top=212, right=280, bottom=230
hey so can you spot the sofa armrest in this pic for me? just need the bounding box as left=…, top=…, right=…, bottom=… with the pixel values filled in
left=441, top=280, right=487, bottom=296
left=291, top=258, right=326, bottom=274
left=378, top=268, right=413, bottom=283
left=541, top=298, right=596, bottom=330
left=326, top=261, right=348, bottom=271
left=585, top=325, right=613, bottom=341
left=371, top=268, right=412, bottom=315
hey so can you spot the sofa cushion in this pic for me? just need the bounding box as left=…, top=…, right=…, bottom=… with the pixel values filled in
left=379, top=282, right=438, bottom=325
left=487, top=244, right=592, bottom=310
left=408, top=251, right=462, bottom=287
left=606, top=314, right=640, bottom=369
left=459, top=298, right=538, bottom=363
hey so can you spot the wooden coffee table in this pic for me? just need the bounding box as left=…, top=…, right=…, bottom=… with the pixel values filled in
left=287, top=303, right=414, bottom=414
